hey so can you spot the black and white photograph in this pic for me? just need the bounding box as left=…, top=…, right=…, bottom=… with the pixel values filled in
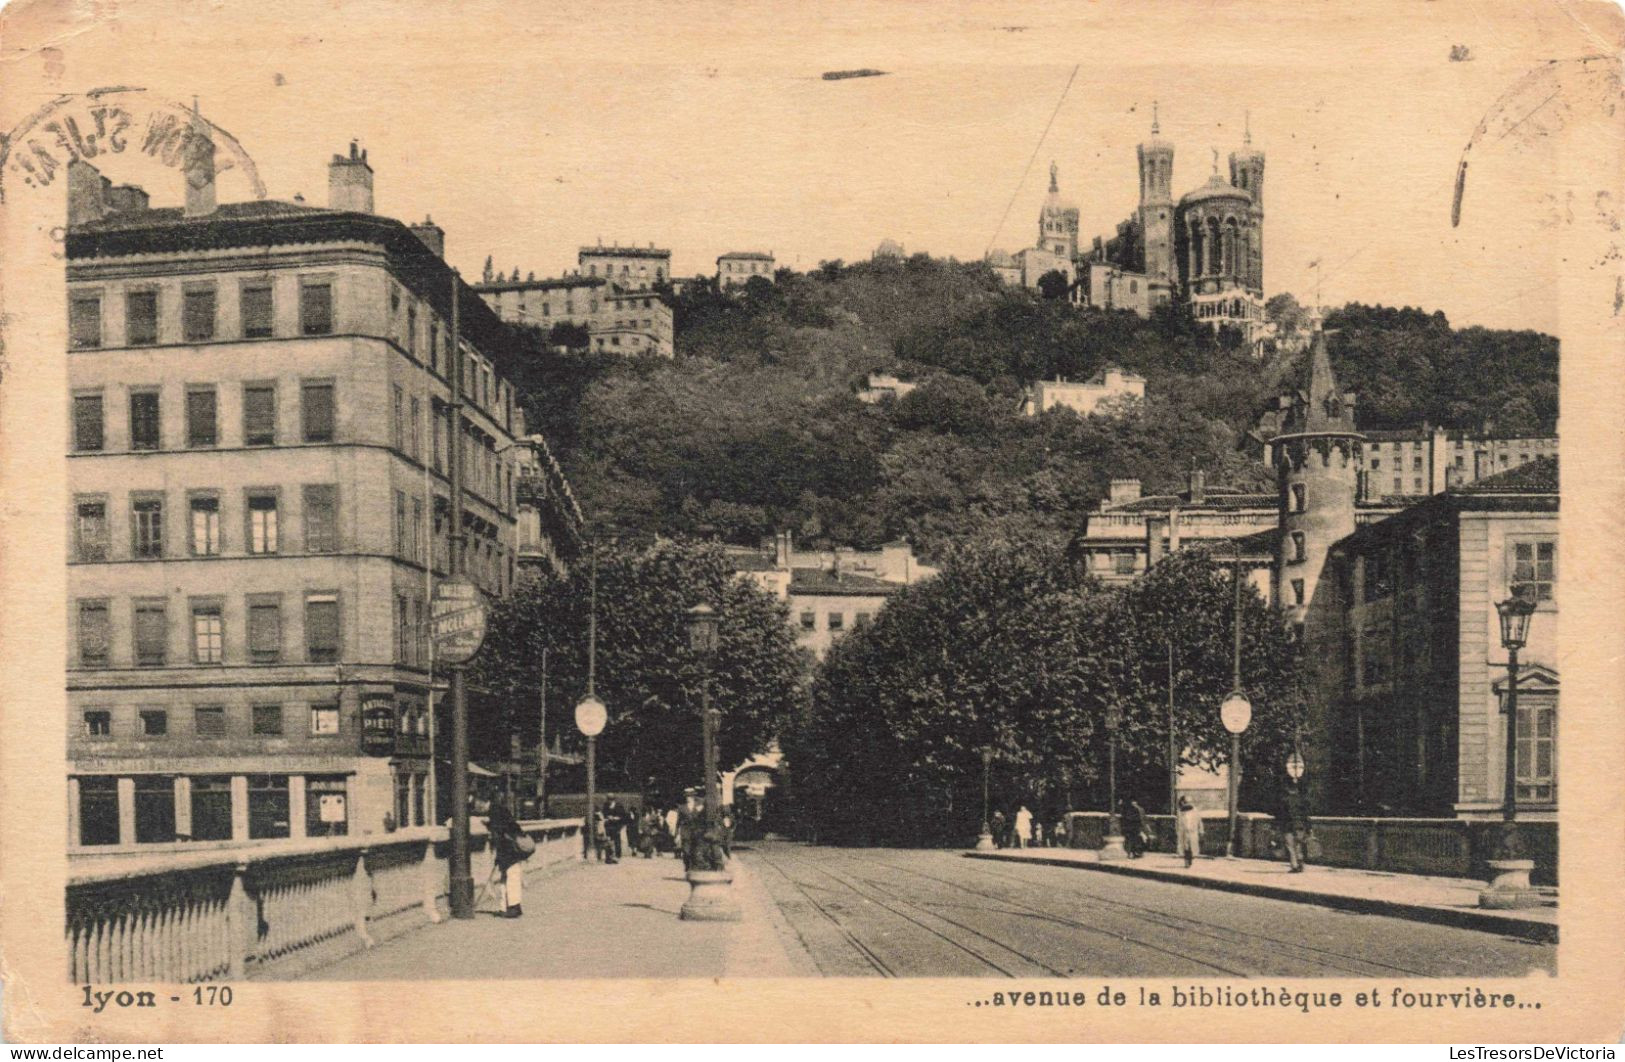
left=1, top=0, right=1621, bottom=1046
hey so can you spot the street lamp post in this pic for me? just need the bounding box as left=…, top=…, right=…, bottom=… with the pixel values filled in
left=1221, top=543, right=1252, bottom=859
left=445, top=269, right=475, bottom=920
left=680, top=603, right=740, bottom=921
left=575, top=545, right=603, bottom=862
left=1481, top=586, right=1539, bottom=910
left=1100, top=706, right=1128, bottom=860
left=975, top=747, right=995, bottom=850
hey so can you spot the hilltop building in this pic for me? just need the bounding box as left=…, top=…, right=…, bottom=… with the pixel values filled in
left=474, top=269, right=674, bottom=358
left=1020, top=368, right=1145, bottom=418
left=991, top=106, right=1269, bottom=351
left=717, top=251, right=776, bottom=289
left=577, top=241, right=670, bottom=286
left=731, top=533, right=936, bottom=659
left=64, top=141, right=577, bottom=848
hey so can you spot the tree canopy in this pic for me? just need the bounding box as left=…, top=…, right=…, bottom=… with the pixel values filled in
left=469, top=539, right=807, bottom=805
left=783, top=539, right=1300, bottom=845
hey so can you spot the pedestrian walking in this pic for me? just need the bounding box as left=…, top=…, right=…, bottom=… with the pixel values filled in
left=990, top=809, right=1007, bottom=849
left=1123, top=800, right=1146, bottom=859
left=1176, top=796, right=1202, bottom=867
left=604, top=797, right=627, bottom=860
left=664, top=806, right=680, bottom=856
left=1014, top=804, right=1033, bottom=849
left=1277, top=781, right=1310, bottom=873
left=483, top=795, right=531, bottom=918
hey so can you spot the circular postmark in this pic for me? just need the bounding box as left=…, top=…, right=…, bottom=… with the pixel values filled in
left=0, top=85, right=264, bottom=205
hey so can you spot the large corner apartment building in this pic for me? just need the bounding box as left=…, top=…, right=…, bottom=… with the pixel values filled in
left=65, top=139, right=578, bottom=851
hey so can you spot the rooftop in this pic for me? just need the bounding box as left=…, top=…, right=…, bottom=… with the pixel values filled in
left=718, top=251, right=774, bottom=261
left=789, top=568, right=902, bottom=596
left=68, top=199, right=523, bottom=380
left=580, top=244, right=671, bottom=258
left=1108, top=487, right=1277, bottom=513
left=474, top=275, right=607, bottom=294
left=1455, top=455, right=1558, bottom=494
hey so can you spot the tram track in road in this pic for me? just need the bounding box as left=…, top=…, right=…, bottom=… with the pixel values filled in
left=755, top=845, right=1060, bottom=976
left=753, top=845, right=1245, bottom=978
left=849, top=852, right=1454, bottom=979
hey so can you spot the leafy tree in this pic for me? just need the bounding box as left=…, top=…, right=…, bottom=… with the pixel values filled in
left=784, top=539, right=1300, bottom=845
left=1037, top=269, right=1071, bottom=301
left=470, top=539, right=806, bottom=805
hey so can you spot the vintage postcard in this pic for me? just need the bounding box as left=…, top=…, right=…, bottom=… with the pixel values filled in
left=1, top=0, right=1622, bottom=1044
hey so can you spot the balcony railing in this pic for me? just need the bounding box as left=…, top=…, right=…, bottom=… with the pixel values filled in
left=66, top=818, right=582, bottom=983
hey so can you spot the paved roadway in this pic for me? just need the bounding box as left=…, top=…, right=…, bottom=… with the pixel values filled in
left=745, top=841, right=1556, bottom=978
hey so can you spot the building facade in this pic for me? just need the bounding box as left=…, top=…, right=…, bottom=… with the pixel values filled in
left=577, top=241, right=671, bottom=286
left=512, top=434, right=585, bottom=580
left=732, top=532, right=936, bottom=659
left=474, top=273, right=675, bottom=358
left=1019, top=368, right=1145, bottom=418
left=717, top=251, right=775, bottom=289
left=1075, top=472, right=1277, bottom=596
left=855, top=373, right=919, bottom=405
left=1307, top=459, right=1558, bottom=820
left=65, top=144, right=547, bottom=850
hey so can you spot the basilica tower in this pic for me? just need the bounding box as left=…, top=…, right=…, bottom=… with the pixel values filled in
left=1136, top=103, right=1175, bottom=304
left=1038, top=161, right=1081, bottom=259
left=1227, top=113, right=1265, bottom=291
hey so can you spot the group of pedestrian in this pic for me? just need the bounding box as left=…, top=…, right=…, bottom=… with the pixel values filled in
left=988, top=804, right=1069, bottom=849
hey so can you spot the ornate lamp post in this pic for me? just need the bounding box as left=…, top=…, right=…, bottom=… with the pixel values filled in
left=1220, top=545, right=1252, bottom=859
left=680, top=603, right=740, bottom=921
left=975, top=747, right=995, bottom=850
left=1100, top=706, right=1127, bottom=860
left=1481, top=586, right=1539, bottom=910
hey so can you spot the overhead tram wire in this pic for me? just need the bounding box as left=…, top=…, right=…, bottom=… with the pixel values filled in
left=984, top=64, right=1080, bottom=258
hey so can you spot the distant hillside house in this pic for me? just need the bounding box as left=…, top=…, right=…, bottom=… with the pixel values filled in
left=731, top=532, right=936, bottom=659
left=872, top=238, right=905, bottom=260
left=1020, top=368, right=1145, bottom=418
left=474, top=271, right=674, bottom=358
left=577, top=240, right=670, bottom=286
left=856, top=373, right=919, bottom=404
left=717, top=251, right=775, bottom=289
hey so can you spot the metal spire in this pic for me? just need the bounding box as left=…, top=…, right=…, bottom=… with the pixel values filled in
left=1151, top=100, right=1160, bottom=135
left=1244, top=109, right=1252, bottom=146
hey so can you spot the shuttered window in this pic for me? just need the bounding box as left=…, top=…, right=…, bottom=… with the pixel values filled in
left=126, top=290, right=158, bottom=346
left=186, top=388, right=217, bottom=447
left=70, top=295, right=102, bottom=350
left=300, top=281, right=333, bottom=336
left=301, top=381, right=334, bottom=442
left=248, top=600, right=281, bottom=663
left=73, top=394, right=104, bottom=452
left=184, top=288, right=217, bottom=341
left=77, top=600, right=110, bottom=667
left=305, top=593, right=339, bottom=662
left=134, top=601, right=167, bottom=666
left=303, top=484, right=338, bottom=552
left=129, top=392, right=160, bottom=450
left=242, top=283, right=273, bottom=338
left=243, top=384, right=276, bottom=446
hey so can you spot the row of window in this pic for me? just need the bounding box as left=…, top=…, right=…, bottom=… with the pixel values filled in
left=81, top=701, right=344, bottom=739
left=72, top=276, right=515, bottom=434
left=75, top=592, right=341, bottom=668
left=74, top=486, right=340, bottom=562
left=73, top=380, right=334, bottom=453
left=1356, top=540, right=1554, bottom=604
left=584, top=263, right=665, bottom=280
left=70, top=280, right=334, bottom=350
left=796, top=609, right=874, bottom=633
left=72, top=772, right=374, bottom=846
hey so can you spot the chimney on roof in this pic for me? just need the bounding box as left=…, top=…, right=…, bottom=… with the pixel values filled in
left=1109, top=478, right=1141, bottom=505
left=1188, top=469, right=1206, bottom=504
left=328, top=139, right=374, bottom=213
left=66, top=158, right=111, bottom=226
left=183, top=102, right=217, bottom=217
left=410, top=215, right=445, bottom=258
left=107, top=184, right=150, bottom=214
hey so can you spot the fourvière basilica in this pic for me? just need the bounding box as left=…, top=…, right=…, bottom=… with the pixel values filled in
left=987, top=106, right=1269, bottom=352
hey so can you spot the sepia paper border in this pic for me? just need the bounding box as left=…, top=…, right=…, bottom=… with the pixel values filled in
left=1, top=0, right=1622, bottom=1043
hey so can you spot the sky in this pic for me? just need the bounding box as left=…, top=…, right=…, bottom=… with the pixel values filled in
left=5, top=0, right=1621, bottom=335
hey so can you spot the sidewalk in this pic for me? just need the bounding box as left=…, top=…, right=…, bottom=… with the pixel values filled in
left=301, top=848, right=819, bottom=980
left=965, top=848, right=1557, bottom=943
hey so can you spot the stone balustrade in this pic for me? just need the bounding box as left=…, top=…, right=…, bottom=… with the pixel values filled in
left=66, top=818, right=582, bottom=984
